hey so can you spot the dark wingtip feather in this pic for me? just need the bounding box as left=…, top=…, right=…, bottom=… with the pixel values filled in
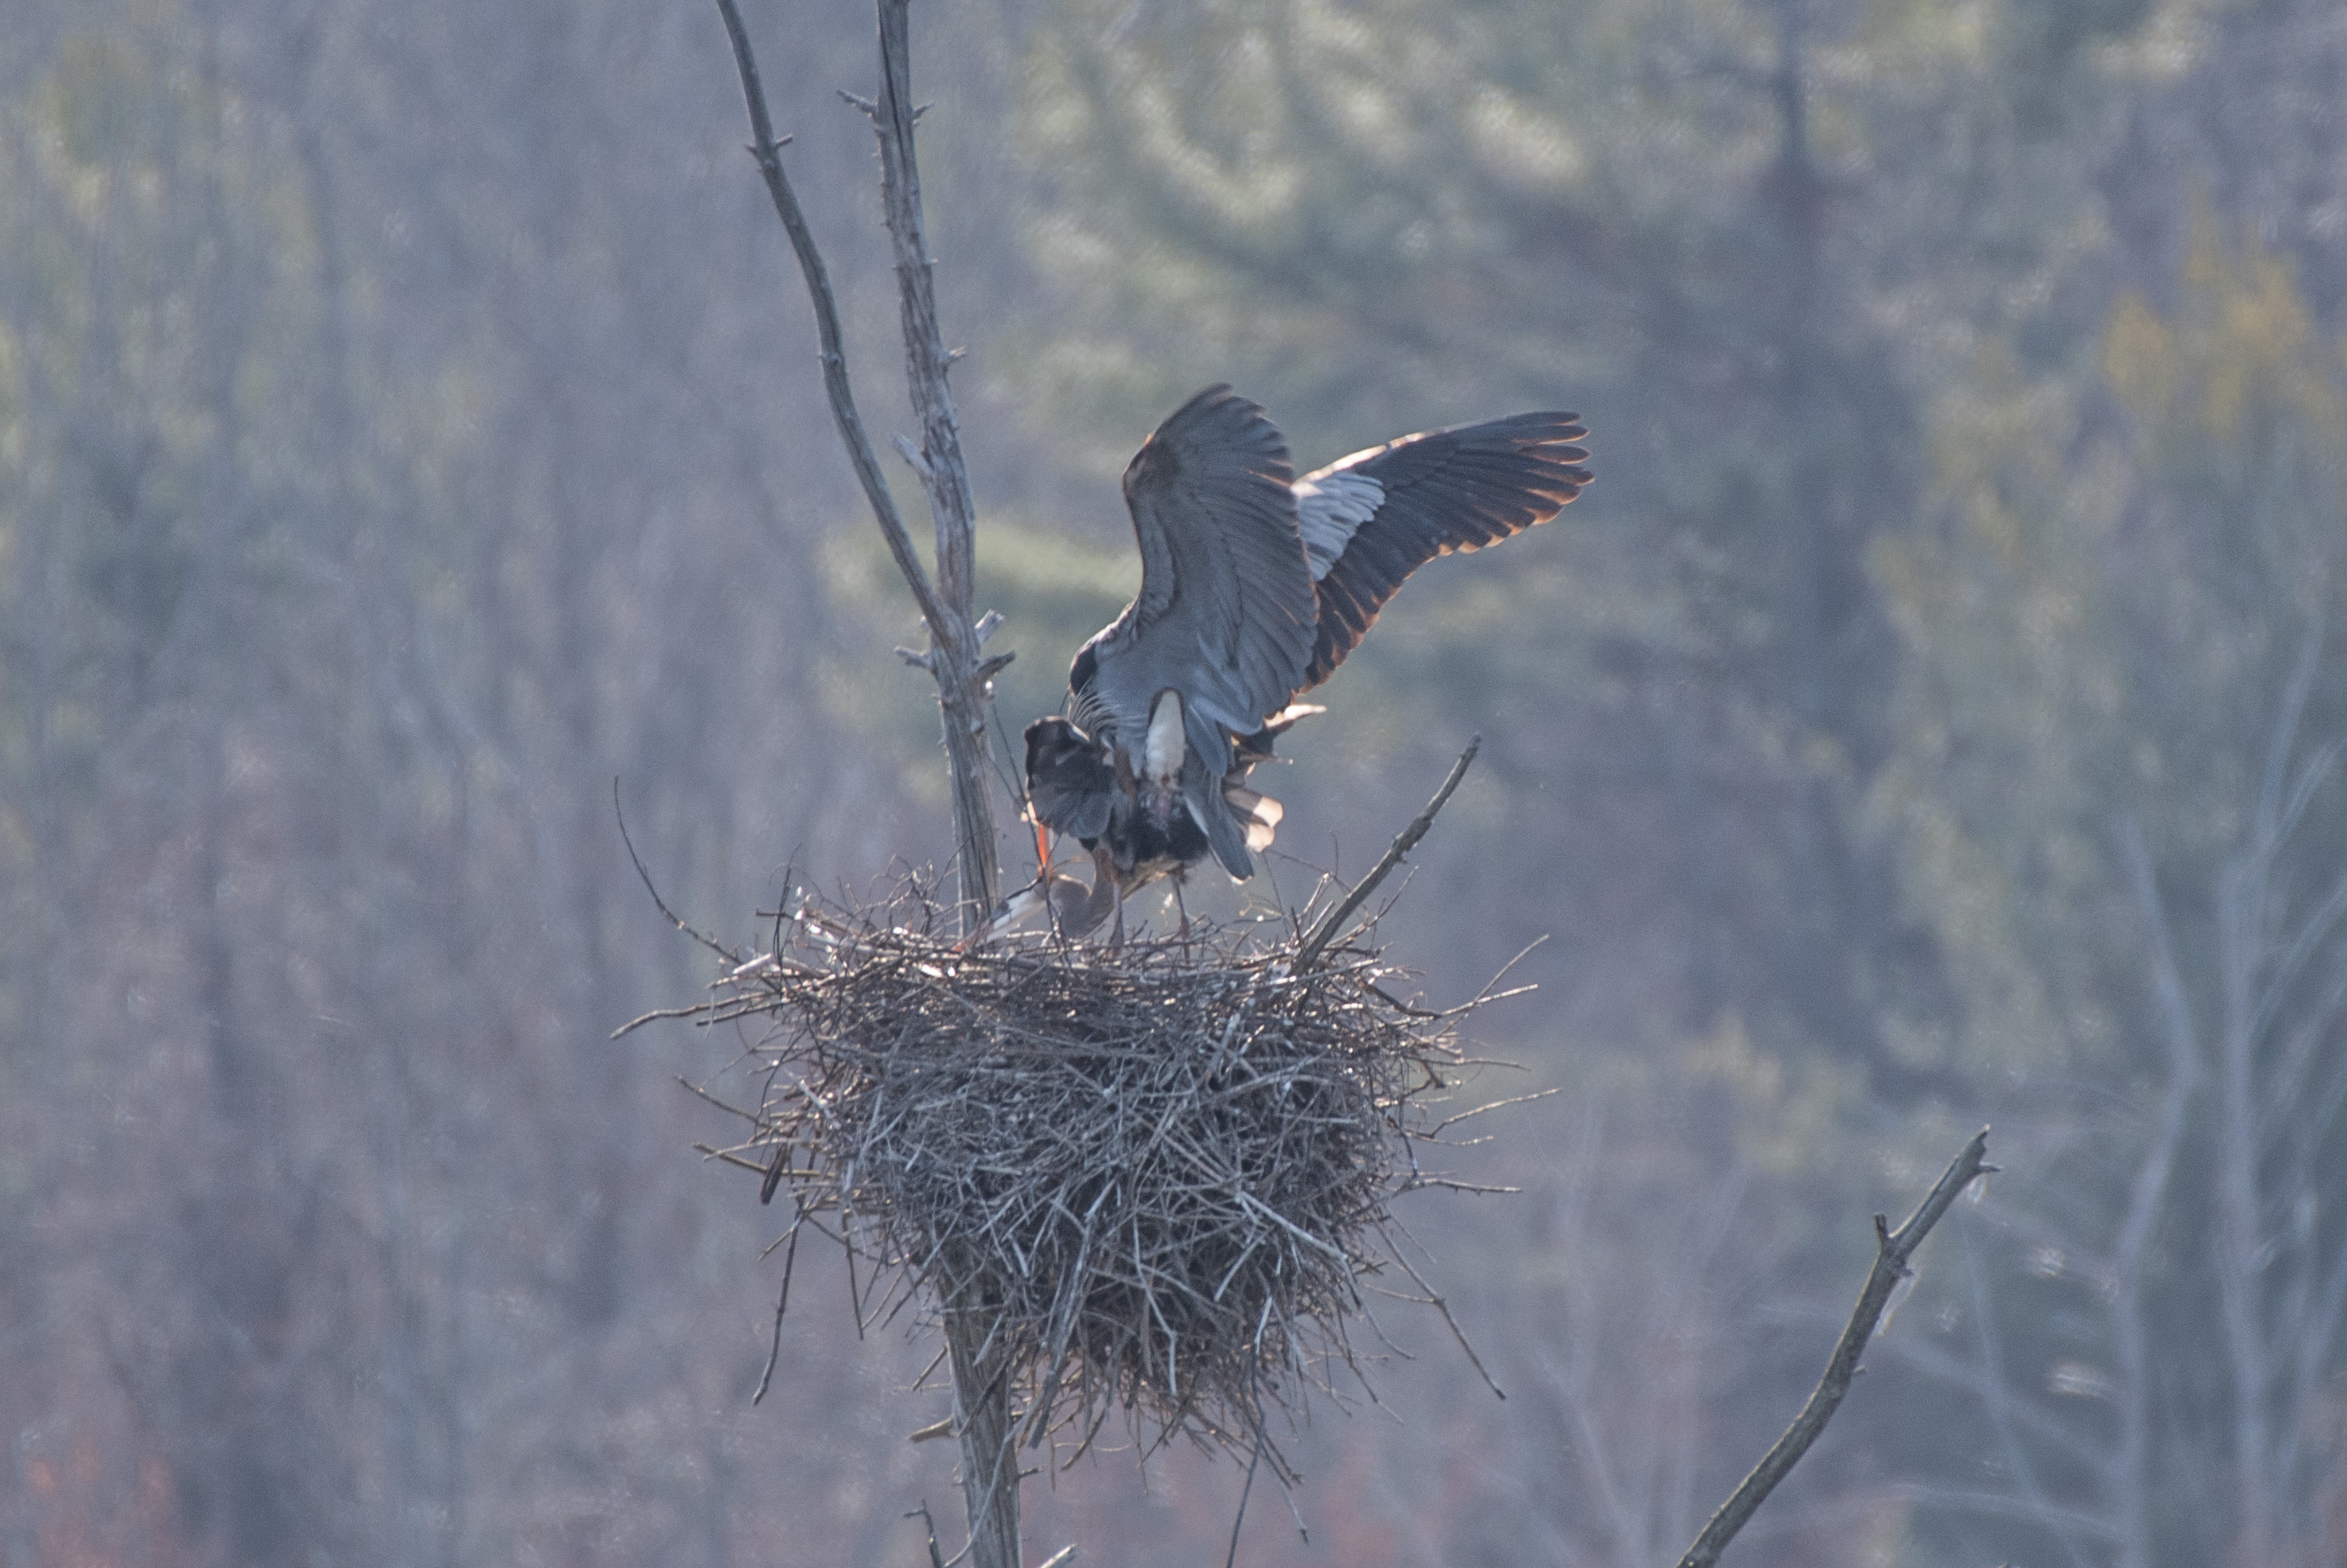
left=1298, top=409, right=1594, bottom=690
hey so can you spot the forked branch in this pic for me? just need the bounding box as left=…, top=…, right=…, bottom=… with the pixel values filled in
left=1674, top=1128, right=1995, bottom=1568
left=712, top=0, right=952, bottom=652
left=714, top=0, right=1002, bottom=919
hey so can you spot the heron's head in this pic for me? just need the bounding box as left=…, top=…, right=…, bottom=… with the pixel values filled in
left=1024, top=714, right=1101, bottom=780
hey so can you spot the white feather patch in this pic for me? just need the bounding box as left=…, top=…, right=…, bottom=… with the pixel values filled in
left=1145, top=689, right=1185, bottom=786
left=1294, top=470, right=1384, bottom=581
left=1224, top=785, right=1285, bottom=853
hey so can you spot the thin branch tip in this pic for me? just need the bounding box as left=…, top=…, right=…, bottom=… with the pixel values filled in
left=1295, top=740, right=1480, bottom=967
left=1672, top=1129, right=1992, bottom=1568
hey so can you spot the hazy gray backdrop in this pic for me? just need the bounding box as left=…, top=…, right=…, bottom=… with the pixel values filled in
left=6, top=1, right=2346, bottom=1565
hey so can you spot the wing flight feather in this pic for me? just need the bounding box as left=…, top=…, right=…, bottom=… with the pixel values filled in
left=1296, top=411, right=1590, bottom=690
left=1091, top=386, right=1315, bottom=745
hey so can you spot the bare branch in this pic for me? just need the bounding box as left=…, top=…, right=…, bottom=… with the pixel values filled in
left=710, top=0, right=954, bottom=655
left=2113, top=815, right=2204, bottom=1568
left=611, top=778, right=737, bottom=966
left=909, top=1502, right=948, bottom=1568
left=893, top=430, right=935, bottom=478
left=1377, top=1224, right=1505, bottom=1401
left=2252, top=604, right=2324, bottom=854
left=751, top=1217, right=800, bottom=1403
left=713, top=0, right=1001, bottom=921
left=1296, top=738, right=1480, bottom=968
left=715, top=4, right=1016, bottom=1562
left=1863, top=1329, right=2111, bottom=1473
left=2121, top=816, right=2201, bottom=1081
left=872, top=0, right=980, bottom=614
left=1957, top=1226, right=2097, bottom=1568
left=870, top=0, right=1001, bottom=919
left=1881, top=1484, right=2123, bottom=1542
left=1673, top=1129, right=1994, bottom=1568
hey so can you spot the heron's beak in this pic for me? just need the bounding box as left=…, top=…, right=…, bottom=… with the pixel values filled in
left=1032, top=811, right=1053, bottom=873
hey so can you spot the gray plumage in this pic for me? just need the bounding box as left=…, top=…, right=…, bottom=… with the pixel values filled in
left=1037, top=386, right=1592, bottom=895
left=1073, top=386, right=1316, bottom=876
left=1292, top=409, right=1593, bottom=689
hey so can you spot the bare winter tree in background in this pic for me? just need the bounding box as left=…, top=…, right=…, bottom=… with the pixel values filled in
left=4, top=0, right=2345, bottom=1563
left=1889, top=611, right=2347, bottom=1568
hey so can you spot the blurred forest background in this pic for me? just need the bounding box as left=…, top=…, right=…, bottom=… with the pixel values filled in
left=6, top=0, right=2347, bottom=1564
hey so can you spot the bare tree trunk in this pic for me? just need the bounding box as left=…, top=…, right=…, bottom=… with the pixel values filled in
left=710, top=0, right=1003, bottom=905
left=944, top=1306, right=1021, bottom=1568
left=711, top=4, right=1016, bottom=1561
left=867, top=0, right=1000, bottom=921
left=2214, top=846, right=2276, bottom=1562
left=2208, top=615, right=2345, bottom=1564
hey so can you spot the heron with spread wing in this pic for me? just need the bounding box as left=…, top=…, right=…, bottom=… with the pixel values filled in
left=1011, top=385, right=1590, bottom=938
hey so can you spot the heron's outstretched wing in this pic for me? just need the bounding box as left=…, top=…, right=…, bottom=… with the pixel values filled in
left=1086, top=386, right=1316, bottom=746
left=1294, top=411, right=1591, bottom=691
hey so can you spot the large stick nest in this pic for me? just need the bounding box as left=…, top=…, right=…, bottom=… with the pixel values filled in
left=658, top=881, right=1501, bottom=1473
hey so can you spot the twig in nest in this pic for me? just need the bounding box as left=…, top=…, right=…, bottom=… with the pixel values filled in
left=1296, top=739, right=1480, bottom=968
left=751, top=1213, right=801, bottom=1404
